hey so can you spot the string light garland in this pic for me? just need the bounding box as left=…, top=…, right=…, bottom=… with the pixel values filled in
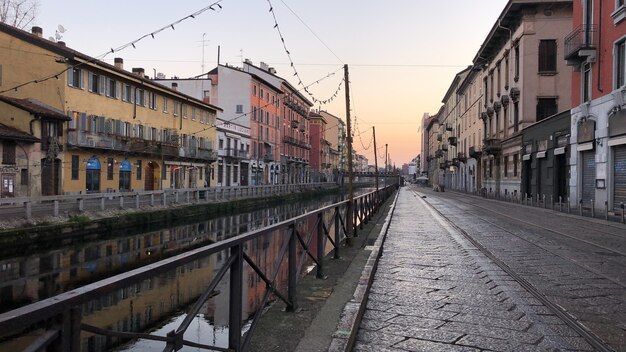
left=265, top=0, right=343, bottom=105
left=0, top=0, right=224, bottom=95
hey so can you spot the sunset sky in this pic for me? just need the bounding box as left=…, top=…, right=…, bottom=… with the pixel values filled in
left=35, top=0, right=509, bottom=165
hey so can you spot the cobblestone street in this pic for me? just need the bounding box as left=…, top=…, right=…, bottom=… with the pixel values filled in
left=352, top=185, right=625, bottom=351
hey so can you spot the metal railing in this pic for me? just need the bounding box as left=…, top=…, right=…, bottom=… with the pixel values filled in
left=564, top=24, right=598, bottom=60
left=0, top=184, right=398, bottom=352
left=0, top=183, right=337, bottom=221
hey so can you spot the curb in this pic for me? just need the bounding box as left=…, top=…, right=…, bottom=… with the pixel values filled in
left=328, top=190, right=400, bottom=351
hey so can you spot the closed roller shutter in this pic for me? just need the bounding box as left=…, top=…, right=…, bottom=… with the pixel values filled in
left=614, top=145, right=626, bottom=210
left=581, top=151, right=595, bottom=203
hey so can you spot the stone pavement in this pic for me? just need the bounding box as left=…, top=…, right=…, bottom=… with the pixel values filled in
left=340, top=187, right=595, bottom=352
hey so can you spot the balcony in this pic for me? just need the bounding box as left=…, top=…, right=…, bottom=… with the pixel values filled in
left=263, top=153, right=274, bottom=162
left=469, top=146, right=482, bottom=159
left=448, top=136, right=457, bottom=146
left=196, top=148, right=218, bottom=162
left=291, top=120, right=299, bottom=129
left=482, top=138, right=502, bottom=156
left=457, top=152, right=467, bottom=162
left=220, top=148, right=249, bottom=160
left=446, top=123, right=453, bottom=131
left=564, top=24, right=598, bottom=65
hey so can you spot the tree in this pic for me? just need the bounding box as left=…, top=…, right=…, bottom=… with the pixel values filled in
left=0, top=0, right=39, bottom=29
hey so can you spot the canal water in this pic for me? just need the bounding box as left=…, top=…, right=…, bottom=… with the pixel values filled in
left=0, top=189, right=369, bottom=351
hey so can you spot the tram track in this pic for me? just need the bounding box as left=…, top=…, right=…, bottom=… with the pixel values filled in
left=411, top=189, right=619, bottom=352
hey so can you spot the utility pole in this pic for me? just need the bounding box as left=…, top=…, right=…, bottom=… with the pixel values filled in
left=384, top=144, right=388, bottom=188
left=373, top=126, right=379, bottom=191
left=344, top=64, right=354, bottom=244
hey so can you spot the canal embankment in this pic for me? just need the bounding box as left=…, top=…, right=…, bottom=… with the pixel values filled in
left=247, top=188, right=397, bottom=352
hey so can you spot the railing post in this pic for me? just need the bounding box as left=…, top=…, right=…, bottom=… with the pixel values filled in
left=135, top=193, right=140, bottom=209
left=150, top=193, right=155, bottom=207
left=119, top=195, right=124, bottom=209
left=316, top=213, right=325, bottom=279
left=78, top=198, right=84, bottom=212
left=100, top=196, right=105, bottom=211
left=287, top=224, right=298, bottom=311
left=162, top=191, right=167, bottom=207
left=54, top=200, right=59, bottom=217
left=229, top=244, right=243, bottom=352
left=186, top=190, right=191, bottom=203
left=51, top=306, right=82, bottom=352
left=334, top=206, right=340, bottom=259
left=353, top=199, right=358, bottom=238
left=175, top=191, right=179, bottom=204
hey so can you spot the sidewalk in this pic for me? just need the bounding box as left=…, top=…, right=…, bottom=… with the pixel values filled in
left=333, top=187, right=594, bottom=351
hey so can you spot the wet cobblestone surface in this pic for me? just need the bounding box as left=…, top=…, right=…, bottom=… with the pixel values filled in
left=354, top=186, right=606, bottom=351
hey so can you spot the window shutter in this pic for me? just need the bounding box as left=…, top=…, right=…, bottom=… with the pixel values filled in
left=122, top=85, right=127, bottom=101
left=67, top=68, right=74, bottom=87
left=88, top=73, right=94, bottom=92
left=99, top=76, right=105, bottom=95
left=80, top=112, right=87, bottom=131
left=79, top=70, right=85, bottom=89
left=98, top=116, right=105, bottom=133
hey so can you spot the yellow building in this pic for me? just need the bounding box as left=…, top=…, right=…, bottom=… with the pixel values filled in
left=0, top=23, right=221, bottom=195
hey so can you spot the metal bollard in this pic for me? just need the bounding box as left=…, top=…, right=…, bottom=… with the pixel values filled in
left=537, top=194, right=540, bottom=207
left=135, top=193, right=140, bottom=209
left=100, top=197, right=105, bottom=211
left=150, top=194, right=155, bottom=207
left=591, top=199, right=595, bottom=218
left=119, top=196, right=124, bottom=209
left=567, top=197, right=570, bottom=214
left=579, top=199, right=583, bottom=216
left=622, top=203, right=625, bottom=224
left=605, top=201, right=609, bottom=220
left=54, top=200, right=59, bottom=217
left=550, top=195, right=554, bottom=210
left=559, top=196, right=562, bottom=212
left=543, top=194, right=546, bottom=209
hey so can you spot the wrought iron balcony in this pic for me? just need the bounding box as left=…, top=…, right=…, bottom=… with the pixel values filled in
left=482, top=138, right=502, bottom=156
left=448, top=136, right=457, bottom=146
left=219, top=148, right=249, bottom=160
left=564, top=24, right=598, bottom=63
left=469, top=146, right=482, bottom=159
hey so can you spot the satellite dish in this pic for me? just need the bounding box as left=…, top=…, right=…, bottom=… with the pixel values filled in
left=57, top=25, right=66, bottom=33
left=48, top=36, right=55, bottom=41
left=55, top=32, right=62, bottom=40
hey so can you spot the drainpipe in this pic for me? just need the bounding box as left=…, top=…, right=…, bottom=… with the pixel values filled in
left=597, top=0, right=603, bottom=93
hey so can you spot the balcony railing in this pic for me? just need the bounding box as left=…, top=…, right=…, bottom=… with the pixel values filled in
left=67, top=131, right=216, bottom=162
left=448, top=136, right=457, bottom=146
left=564, top=24, right=598, bottom=61
left=219, top=148, right=249, bottom=160
left=469, top=146, right=482, bottom=159
left=483, top=138, right=502, bottom=156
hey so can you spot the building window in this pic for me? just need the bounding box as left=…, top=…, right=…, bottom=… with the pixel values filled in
left=136, top=160, right=142, bottom=180
left=582, top=63, right=592, bottom=102
left=191, top=107, right=196, bottom=121
left=107, top=158, right=114, bottom=180
left=236, top=104, right=243, bottom=114
left=538, top=40, right=557, bottom=73
left=88, top=73, right=104, bottom=94
left=514, top=44, right=520, bottom=81
left=616, top=39, right=626, bottom=89
left=122, top=84, right=133, bottom=103
left=504, top=156, right=509, bottom=178
left=163, top=97, right=168, bottom=113
left=536, top=98, right=558, bottom=121
left=136, top=89, right=146, bottom=106
left=148, top=92, right=157, bottom=110
left=513, top=154, right=519, bottom=177
left=2, top=141, right=16, bottom=164
left=173, top=101, right=180, bottom=116
left=218, top=164, right=223, bottom=184
left=20, top=169, right=28, bottom=186
left=106, top=78, right=117, bottom=98
left=513, top=102, right=520, bottom=132
left=71, top=155, right=79, bottom=180
left=496, top=62, right=501, bottom=97
left=68, top=67, right=84, bottom=89
left=253, top=85, right=257, bottom=96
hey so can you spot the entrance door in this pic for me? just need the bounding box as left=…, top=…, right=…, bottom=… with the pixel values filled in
left=581, top=151, right=596, bottom=203
left=41, top=159, right=61, bottom=196
left=614, top=145, right=626, bottom=210
left=145, top=162, right=156, bottom=191
left=555, top=154, right=567, bottom=203
left=523, top=160, right=532, bottom=198
left=240, top=163, right=249, bottom=186
left=119, top=160, right=132, bottom=191
left=1, top=174, right=15, bottom=197
left=85, top=157, right=101, bottom=193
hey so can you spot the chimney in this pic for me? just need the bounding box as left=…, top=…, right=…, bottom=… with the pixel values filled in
left=114, top=58, right=124, bottom=70
left=269, top=67, right=277, bottom=74
left=171, top=82, right=178, bottom=91
left=132, top=67, right=145, bottom=78
left=260, top=62, right=269, bottom=71
left=31, top=26, right=43, bottom=38
left=57, top=41, right=66, bottom=47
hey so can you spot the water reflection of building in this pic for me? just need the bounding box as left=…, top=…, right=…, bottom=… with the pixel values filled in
left=0, top=195, right=343, bottom=351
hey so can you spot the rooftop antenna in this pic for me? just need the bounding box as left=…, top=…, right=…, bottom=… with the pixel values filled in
left=50, top=24, right=66, bottom=42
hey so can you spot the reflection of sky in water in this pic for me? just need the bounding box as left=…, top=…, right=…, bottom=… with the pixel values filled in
left=117, top=314, right=229, bottom=351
